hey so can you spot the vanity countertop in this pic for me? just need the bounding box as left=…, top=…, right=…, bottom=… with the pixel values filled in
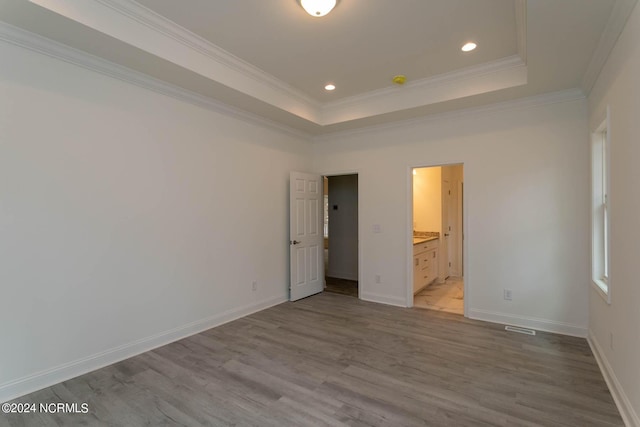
left=413, top=236, right=439, bottom=245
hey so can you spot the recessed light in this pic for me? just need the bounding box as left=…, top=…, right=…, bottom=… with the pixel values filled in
left=461, top=42, right=477, bottom=52
left=324, top=84, right=336, bottom=91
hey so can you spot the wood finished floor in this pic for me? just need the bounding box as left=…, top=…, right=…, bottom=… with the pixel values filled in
left=1, top=293, right=622, bottom=427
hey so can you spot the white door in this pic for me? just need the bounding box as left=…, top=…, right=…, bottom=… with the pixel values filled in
left=446, top=179, right=458, bottom=276
left=441, top=179, right=451, bottom=279
left=289, top=172, right=324, bottom=301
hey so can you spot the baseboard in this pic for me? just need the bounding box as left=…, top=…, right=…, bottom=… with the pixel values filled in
left=0, top=294, right=287, bottom=404
left=468, top=308, right=587, bottom=337
left=588, top=332, right=640, bottom=427
left=360, top=291, right=407, bottom=307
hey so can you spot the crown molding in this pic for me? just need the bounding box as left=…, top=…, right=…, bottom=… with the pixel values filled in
left=0, top=21, right=312, bottom=141
left=0, top=18, right=537, bottom=142
left=93, top=0, right=320, bottom=108
left=515, top=0, right=527, bottom=64
left=323, top=55, right=525, bottom=111
left=96, top=0, right=531, bottom=124
left=28, top=0, right=321, bottom=122
left=313, top=88, right=586, bottom=143
left=320, top=55, right=527, bottom=125
left=26, top=0, right=531, bottom=127
left=0, top=18, right=587, bottom=144
left=11, top=0, right=544, bottom=134
left=581, top=0, right=638, bottom=95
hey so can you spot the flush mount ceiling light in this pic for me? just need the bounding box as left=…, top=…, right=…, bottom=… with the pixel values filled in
left=324, top=83, right=336, bottom=91
left=299, top=0, right=338, bottom=17
left=461, top=42, right=477, bottom=52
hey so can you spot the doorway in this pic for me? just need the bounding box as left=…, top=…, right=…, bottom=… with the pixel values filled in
left=323, top=174, right=359, bottom=298
left=410, top=164, right=464, bottom=314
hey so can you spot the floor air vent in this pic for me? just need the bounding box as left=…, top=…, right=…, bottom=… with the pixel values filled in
left=505, top=325, right=536, bottom=336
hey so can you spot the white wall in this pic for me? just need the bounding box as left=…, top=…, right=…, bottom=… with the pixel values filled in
left=588, top=2, right=640, bottom=425
left=313, top=97, right=590, bottom=336
left=0, top=41, right=310, bottom=401
left=327, top=175, right=358, bottom=280
left=413, top=166, right=441, bottom=233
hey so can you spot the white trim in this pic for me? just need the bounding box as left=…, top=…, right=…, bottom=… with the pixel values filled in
left=0, top=21, right=311, bottom=141
left=581, top=0, right=638, bottom=95
left=27, top=0, right=529, bottom=127
left=406, top=166, right=415, bottom=308
left=406, top=162, right=469, bottom=318
left=468, top=308, right=587, bottom=338
left=313, top=88, right=585, bottom=142
left=29, top=0, right=318, bottom=112
left=515, top=0, right=527, bottom=64
left=320, top=55, right=527, bottom=125
left=323, top=55, right=524, bottom=110
left=590, top=107, right=611, bottom=304
left=93, top=0, right=319, bottom=107
left=28, top=0, right=324, bottom=121
left=1, top=17, right=531, bottom=135
left=0, top=295, right=287, bottom=403
left=588, top=332, right=640, bottom=427
left=360, top=292, right=407, bottom=308
left=357, top=173, right=363, bottom=301
left=592, top=279, right=610, bottom=304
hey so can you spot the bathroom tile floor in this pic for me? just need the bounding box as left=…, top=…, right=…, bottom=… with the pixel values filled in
left=414, top=276, right=464, bottom=315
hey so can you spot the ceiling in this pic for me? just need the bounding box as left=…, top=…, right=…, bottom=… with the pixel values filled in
left=134, top=0, right=519, bottom=101
left=0, top=0, right=633, bottom=136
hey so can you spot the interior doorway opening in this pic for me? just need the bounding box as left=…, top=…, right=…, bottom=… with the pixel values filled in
left=411, top=164, right=464, bottom=314
left=323, top=174, right=359, bottom=298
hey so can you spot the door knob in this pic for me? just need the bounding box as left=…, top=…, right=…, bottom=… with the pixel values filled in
left=444, top=233, right=450, bottom=237
left=290, top=240, right=301, bottom=245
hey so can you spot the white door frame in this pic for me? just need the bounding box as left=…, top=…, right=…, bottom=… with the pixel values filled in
left=406, top=163, right=469, bottom=316
left=321, top=170, right=362, bottom=299
left=457, top=180, right=464, bottom=277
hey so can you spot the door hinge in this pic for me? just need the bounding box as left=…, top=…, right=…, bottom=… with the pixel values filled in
left=449, top=262, right=452, bottom=267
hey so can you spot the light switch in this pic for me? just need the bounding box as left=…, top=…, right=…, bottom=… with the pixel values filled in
left=372, top=224, right=381, bottom=233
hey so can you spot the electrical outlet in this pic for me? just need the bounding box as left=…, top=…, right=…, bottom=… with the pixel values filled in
left=503, top=289, right=513, bottom=301
left=252, top=281, right=257, bottom=292
left=375, top=275, right=381, bottom=284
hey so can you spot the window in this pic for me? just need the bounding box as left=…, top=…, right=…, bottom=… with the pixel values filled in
left=591, top=108, right=610, bottom=303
